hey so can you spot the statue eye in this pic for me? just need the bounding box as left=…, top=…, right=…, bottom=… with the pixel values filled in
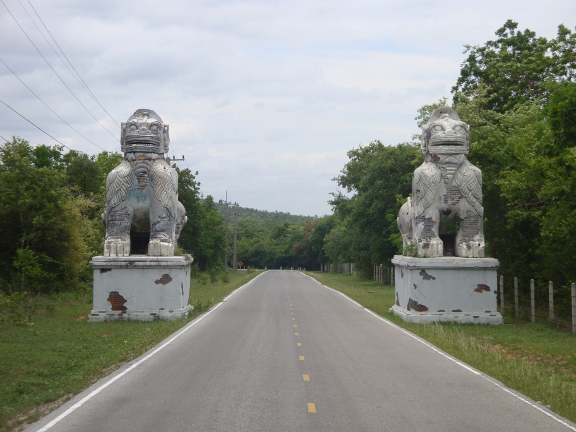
left=150, top=124, right=159, bottom=132
left=128, top=124, right=138, bottom=131
left=453, top=125, right=463, bottom=132
left=432, top=125, right=444, bottom=132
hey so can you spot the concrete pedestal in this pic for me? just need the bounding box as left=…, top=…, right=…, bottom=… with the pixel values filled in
left=88, top=255, right=193, bottom=322
left=390, top=255, right=503, bottom=324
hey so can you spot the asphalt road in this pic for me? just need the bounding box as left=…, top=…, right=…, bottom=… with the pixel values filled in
left=27, top=270, right=576, bottom=432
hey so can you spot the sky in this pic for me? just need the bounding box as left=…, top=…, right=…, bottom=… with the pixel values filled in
left=1, top=0, right=575, bottom=217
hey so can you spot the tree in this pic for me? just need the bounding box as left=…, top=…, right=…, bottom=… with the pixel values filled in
left=329, top=141, right=422, bottom=275
left=0, top=138, right=97, bottom=293
left=452, top=20, right=576, bottom=112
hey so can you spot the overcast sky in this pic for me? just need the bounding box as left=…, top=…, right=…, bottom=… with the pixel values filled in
left=1, top=0, right=574, bottom=216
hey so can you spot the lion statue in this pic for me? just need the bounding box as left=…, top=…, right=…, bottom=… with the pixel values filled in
left=102, top=109, right=187, bottom=257
left=397, top=107, right=484, bottom=258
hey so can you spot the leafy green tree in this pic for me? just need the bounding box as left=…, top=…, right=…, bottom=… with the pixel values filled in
left=0, top=137, right=97, bottom=293
left=452, top=20, right=576, bottom=112
left=195, top=196, right=226, bottom=270
left=330, top=141, right=422, bottom=276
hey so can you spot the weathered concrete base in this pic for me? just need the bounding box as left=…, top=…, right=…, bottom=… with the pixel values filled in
left=390, top=255, right=503, bottom=325
left=88, top=255, right=193, bottom=322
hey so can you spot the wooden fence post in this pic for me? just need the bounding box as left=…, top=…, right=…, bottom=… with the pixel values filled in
left=530, top=279, right=535, bottom=323
left=514, top=277, right=519, bottom=318
left=572, top=283, right=576, bottom=335
left=549, top=281, right=554, bottom=321
left=500, top=275, right=504, bottom=312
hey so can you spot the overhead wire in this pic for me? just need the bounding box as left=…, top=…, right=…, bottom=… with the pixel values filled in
left=0, top=97, right=93, bottom=154
left=0, top=58, right=107, bottom=152
left=22, top=0, right=120, bottom=127
left=0, top=0, right=119, bottom=142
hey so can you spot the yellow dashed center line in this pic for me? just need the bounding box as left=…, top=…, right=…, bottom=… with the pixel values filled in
left=292, top=318, right=295, bottom=320
left=294, top=333, right=299, bottom=335
left=303, top=374, right=310, bottom=381
left=307, top=403, right=316, bottom=413
left=291, top=313, right=294, bottom=315
left=293, top=325, right=297, bottom=327
left=299, top=356, right=305, bottom=360
left=297, top=343, right=301, bottom=346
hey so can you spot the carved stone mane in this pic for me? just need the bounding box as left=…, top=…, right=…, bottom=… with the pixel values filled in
left=102, top=109, right=187, bottom=257
left=397, top=107, right=484, bottom=258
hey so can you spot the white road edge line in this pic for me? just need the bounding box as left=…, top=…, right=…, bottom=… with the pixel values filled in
left=301, top=272, right=576, bottom=432
left=35, top=271, right=266, bottom=432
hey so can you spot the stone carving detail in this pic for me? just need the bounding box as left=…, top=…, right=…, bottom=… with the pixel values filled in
left=397, top=107, right=484, bottom=258
left=102, top=109, right=187, bottom=257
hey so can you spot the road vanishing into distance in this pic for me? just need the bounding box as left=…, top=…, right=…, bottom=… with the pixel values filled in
left=27, top=271, right=576, bottom=432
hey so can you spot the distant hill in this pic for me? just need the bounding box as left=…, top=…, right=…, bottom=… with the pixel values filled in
left=214, top=201, right=316, bottom=224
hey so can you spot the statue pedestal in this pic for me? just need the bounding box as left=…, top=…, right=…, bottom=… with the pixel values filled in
left=390, top=255, right=503, bottom=325
left=88, top=255, right=193, bottom=322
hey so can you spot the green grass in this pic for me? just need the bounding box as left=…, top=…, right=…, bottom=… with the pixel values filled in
left=0, top=270, right=261, bottom=432
left=305, top=271, right=576, bottom=424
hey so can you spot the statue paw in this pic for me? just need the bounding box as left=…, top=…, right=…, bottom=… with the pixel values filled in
left=419, top=238, right=443, bottom=258
left=456, top=241, right=485, bottom=258
left=104, top=239, right=130, bottom=257
left=148, top=239, right=174, bottom=256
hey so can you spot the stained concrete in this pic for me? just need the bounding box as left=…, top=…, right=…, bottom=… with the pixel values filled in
left=88, top=255, right=192, bottom=322
left=391, top=255, right=503, bottom=324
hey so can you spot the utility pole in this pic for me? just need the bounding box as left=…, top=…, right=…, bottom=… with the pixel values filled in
left=233, top=202, right=238, bottom=270
left=166, top=155, right=185, bottom=164
left=224, top=192, right=229, bottom=272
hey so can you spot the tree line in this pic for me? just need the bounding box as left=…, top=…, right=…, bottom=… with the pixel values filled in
left=2, top=20, right=576, bottom=305
left=0, top=141, right=226, bottom=294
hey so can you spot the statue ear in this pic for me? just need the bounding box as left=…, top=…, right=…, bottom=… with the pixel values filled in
left=120, top=122, right=126, bottom=151
left=163, top=124, right=170, bottom=152
left=421, top=124, right=430, bottom=153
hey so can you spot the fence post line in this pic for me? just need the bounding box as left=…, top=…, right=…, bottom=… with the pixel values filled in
left=549, top=281, right=554, bottom=321
left=572, top=283, right=576, bottom=335
left=514, top=277, right=519, bottom=318
left=530, top=279, right=535, bottom=323
left=500, top=275, right=504, bottom=312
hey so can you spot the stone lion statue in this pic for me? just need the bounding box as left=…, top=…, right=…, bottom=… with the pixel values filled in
left=102, top=109, right=187, bottom=257
left=397, top=107, right=484, bottom=258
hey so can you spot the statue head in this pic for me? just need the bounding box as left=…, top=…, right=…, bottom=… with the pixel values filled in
left=421, top=107, right=470, bottom=155
left=121, top=109, right=170, bottom=154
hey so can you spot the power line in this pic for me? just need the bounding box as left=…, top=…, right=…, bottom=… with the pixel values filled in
left=0, top=57, right=107, bottom=152
left=0, top=97, right=85, bottom=154
left=23, top=0, right=120, bottom=127
left=0, top=0, right=119, bottom=141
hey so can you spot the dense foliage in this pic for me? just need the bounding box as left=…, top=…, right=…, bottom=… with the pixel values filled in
left=0, top=140, right=225, bottom=294
left=214, top=202, right=315, bottom=223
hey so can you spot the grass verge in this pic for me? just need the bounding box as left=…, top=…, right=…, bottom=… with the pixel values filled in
left=0, top=269, right=261, bottom=432
left=305, top=271, right=576, bottom=424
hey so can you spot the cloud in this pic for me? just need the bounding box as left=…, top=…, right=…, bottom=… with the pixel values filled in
left=1, top=0, right=575, bottom=215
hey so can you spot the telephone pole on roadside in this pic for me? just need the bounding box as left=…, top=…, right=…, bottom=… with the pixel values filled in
left=233, top=202, right=238, bottom=270
left=224, top=192, right=229, bottom=272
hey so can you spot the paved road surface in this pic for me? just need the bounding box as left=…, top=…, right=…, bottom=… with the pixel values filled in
left=26, top=271, right=576, bottom=432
